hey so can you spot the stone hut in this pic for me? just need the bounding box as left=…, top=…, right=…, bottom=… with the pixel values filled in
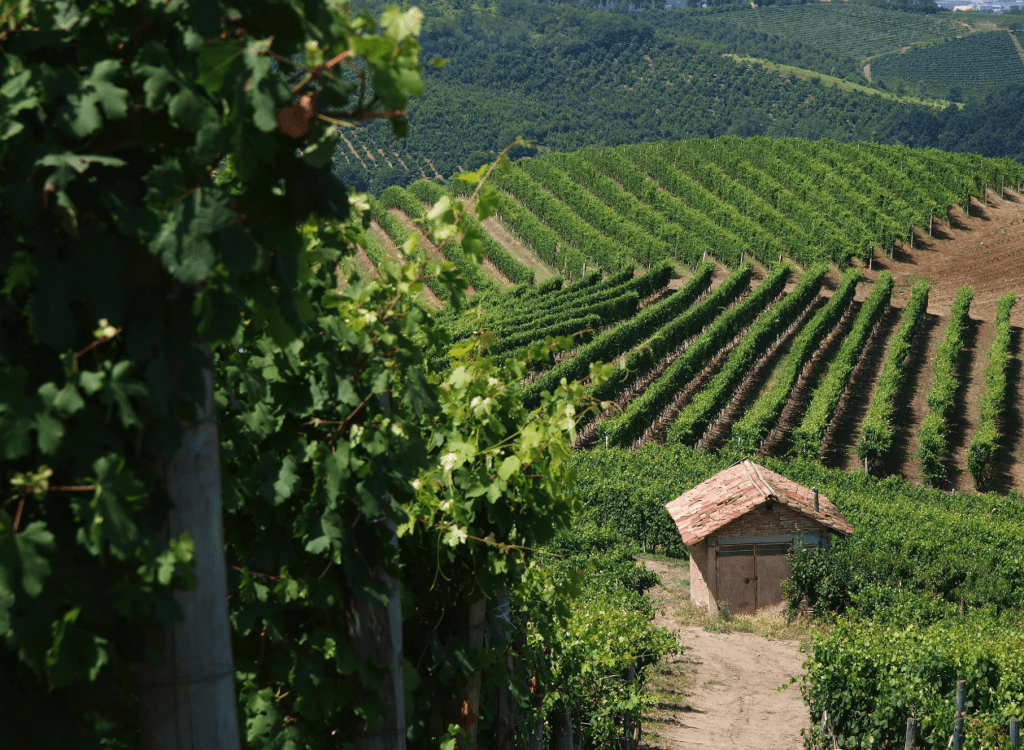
left=664, top=458, right=853, bottom=615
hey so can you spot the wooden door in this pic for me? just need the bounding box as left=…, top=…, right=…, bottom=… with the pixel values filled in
left=754, top=542, right=792, bottom=610
left=717, top=544, right=755, bottom=615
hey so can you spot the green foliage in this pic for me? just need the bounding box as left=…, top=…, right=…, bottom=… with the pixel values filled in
left=0, top=0, right=427, bottom=744
left=667, top=264, right=828, bottom=446
left=917, top=285, right=974, bottom=485
left=600, top=263, right=790, bottom=448
left=529, top=515, right=676, bottom=743
left=732, top=268, right=862, bottom=454
left=523, top=264, right=715, bottom=409
left=803, top=614, right=1024, bottom=749
left=872, top=30, right=1024, bottom=101
left=967, top=293, right=1017, bottom=489
left=858, top=280, right=930, bottom=469
left=794, top=272, right=894, bottom=458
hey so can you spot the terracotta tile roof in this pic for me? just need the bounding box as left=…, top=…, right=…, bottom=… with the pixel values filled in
left=664, top=458, right=854, bottom=546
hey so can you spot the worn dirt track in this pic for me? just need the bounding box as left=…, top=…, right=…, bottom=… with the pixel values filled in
left=641, top=558, right=808, bottom=750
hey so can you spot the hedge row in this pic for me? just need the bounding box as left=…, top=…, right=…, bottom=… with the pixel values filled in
left=966, top=292, right=1017, bottom=488
left=731, top=267, right=862, bottom=454
left=793, top=271, right=894, bottom=458
left=522, top=263, right=715, bottom=408
left=917, top=285, right=974, bottom=485
left=666, top=264, right=828, bottom=447
left=599, top=263, right=791, bottom=447
left=857, top=279, right=931, bottom=468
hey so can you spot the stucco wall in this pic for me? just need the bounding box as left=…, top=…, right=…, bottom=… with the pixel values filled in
left=689, top=539, right=709, bottom=608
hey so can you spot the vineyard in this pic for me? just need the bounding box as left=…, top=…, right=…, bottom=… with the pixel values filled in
left=359, top=137, right=1024, bottom=497
left=9, top=3, right=1024, bottom=748
left=713, top=4, right=964, bottom=64
left=870, top=30, right=1024, bottom=100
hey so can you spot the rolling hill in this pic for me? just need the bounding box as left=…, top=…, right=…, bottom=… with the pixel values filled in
left=337, top=0, right=1024, bottom=192
left=354, top=138, right=1024, bottom=494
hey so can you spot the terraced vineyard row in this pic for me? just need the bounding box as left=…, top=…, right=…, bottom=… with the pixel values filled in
left=382, top=138, right=1023, bottom=277
left=356, top=139, right=1024, bottom=490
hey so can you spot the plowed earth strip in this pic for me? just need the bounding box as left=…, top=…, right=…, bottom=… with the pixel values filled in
left=859, top=190, right=1024, bottom=490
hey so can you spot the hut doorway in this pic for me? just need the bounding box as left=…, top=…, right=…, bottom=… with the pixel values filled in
left=716, top=542, right=793, bottom=615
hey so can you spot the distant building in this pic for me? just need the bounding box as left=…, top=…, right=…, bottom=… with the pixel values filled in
left=954, top=4, right=979, bottom=9
left=664, top=458, right=853, bottom=616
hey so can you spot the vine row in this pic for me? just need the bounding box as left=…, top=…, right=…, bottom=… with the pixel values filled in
left=917, top=285, right=974, bottom=485
left=793, top=271, right=895, bottom=458
left=966, top=292, right=1017, bottom=488
left=731, top=267, right=863, bottom=454
left=666, top=264, right=828, bottom=447
left=857, top=279, right=931, bottom=469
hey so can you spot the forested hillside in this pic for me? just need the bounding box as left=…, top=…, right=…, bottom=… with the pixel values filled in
left=715, top=3, right=1024, bottom=102
left=340, top=0, right=1024, bottom=192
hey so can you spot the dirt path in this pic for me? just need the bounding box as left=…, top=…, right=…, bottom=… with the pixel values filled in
left=641, top=557, right=808, bottom=750
left=350, top=246, right=379, bottom=280
left=951, top=316, right=995, bottom=489
left=823, top=304, right=900, bottom=472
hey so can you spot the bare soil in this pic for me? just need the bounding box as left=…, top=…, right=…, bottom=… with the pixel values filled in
left=857, top=190, right=1024, bottom=489
left=640, top=556, right=808, bottom=750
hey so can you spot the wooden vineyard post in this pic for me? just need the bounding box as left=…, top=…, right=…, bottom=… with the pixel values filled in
left=1011, top=718, right=1020, bottom=748
left=137, top=360, right=241, bottom=750
left=864, top=456, right=869, bottom=475
left=904, top=717, right=917, bottom=749
left=929, top=215, right=933, bottom=237
left=952, top=680, right=966, bottom=750
left=551, top=707, right=574, bottom=750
